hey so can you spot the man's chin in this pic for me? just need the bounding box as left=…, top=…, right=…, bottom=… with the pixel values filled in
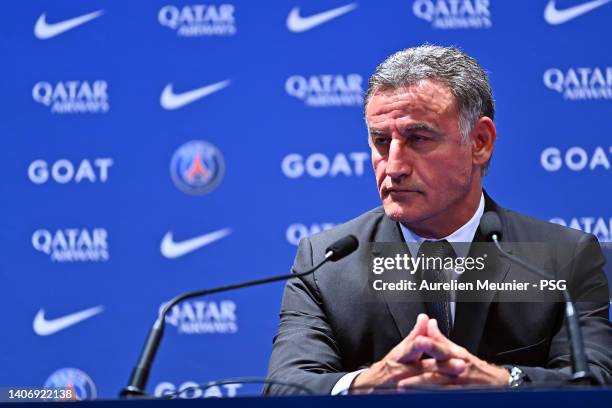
left=382, top=204, right=427, bottom=225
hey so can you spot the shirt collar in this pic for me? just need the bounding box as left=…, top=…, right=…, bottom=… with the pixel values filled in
left=399, top=192, right=485, bottom=259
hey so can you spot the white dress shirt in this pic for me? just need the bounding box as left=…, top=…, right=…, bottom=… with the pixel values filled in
left=331, top=193, right=485, bottom=395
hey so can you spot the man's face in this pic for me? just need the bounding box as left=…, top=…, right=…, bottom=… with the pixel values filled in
left=366, top=80, right=476, bottom=236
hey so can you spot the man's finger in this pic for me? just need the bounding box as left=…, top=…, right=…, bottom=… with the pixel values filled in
left=396, top=372, right=456, bottom=388
left=412, top=335, right=454, bottom=361
left=389, top=357, right=466, bottom=384
left=427, top=318, right=446, bottom=340
left=396, top=337, right=424, bottom=363
left=406, top=313, right=429, bottom=341
left=420, top=358, right=466, bottom=377
left=393, top=314, right=429, bottom=363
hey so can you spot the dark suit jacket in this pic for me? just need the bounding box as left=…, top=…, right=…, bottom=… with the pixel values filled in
left=264, top=194, right=612, bottom=394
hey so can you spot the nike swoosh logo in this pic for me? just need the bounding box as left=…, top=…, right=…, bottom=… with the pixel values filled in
left=287, top=3, right=358, bottom=33
left=160, top=80, right=231, bottom=110
left=161, top=228, right=232, bottom=259
left=34, top=10, right=104, bottom=40
left=33, top=306, right=104, bottom=336
left=544, top=0, right=611, bottom=25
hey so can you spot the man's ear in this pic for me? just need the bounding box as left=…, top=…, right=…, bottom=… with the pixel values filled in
left=470, top=116, right=496, bottom=169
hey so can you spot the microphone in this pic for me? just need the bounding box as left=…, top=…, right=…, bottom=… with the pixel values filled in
left=326, top=235, right=360, bottom=261
left=480, top=212, right=596, bottom=385
left=120, top=235, right=359, bottom=398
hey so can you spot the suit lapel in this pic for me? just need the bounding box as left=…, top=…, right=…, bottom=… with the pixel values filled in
left=450, top=193, right=513, bottom=354
left=372, top=215, right=427, bottom=339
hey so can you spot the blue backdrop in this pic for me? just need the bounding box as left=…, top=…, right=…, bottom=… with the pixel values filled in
left=0, top=0, right=610, bottom=400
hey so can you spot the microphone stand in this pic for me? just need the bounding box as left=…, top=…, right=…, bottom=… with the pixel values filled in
left=489, top=234, right=596, bottom=385
left=120, top=241, right=351, bottom=398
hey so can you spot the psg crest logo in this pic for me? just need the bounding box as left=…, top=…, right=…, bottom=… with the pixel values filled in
left=170, top=140, right=225, bottom=195
left=44, top=368, right=97, bottom=400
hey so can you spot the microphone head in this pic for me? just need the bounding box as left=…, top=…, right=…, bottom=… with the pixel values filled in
left=480, top=211, right=503, bottom=241
left=325, top=235, right=359, bottom=261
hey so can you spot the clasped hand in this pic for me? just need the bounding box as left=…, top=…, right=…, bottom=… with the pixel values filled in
left=351, top=314, right=509, bottom=393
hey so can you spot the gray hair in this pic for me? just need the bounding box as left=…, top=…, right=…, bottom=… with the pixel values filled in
left=364, top=45, right=495, bottom=147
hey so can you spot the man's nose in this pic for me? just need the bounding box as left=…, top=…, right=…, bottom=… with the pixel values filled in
left=385, top=139, right=412, bottom=180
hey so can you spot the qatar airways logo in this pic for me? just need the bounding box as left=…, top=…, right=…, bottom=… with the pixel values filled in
left=32, top=81, right=109, bottom=113
left=158, top=4, right=236, bottom=36
left=412, top=0, right=491, bottom=29
left=544, top=67, right=612, bottom=100
left=550, top=217, right=611, bottom=242
left=163, top=300, right=237, bottom=334
left=32, top=228, right=109, bottom=263
left=281, top=152, right=369, bottom=178
left=540, top=146, right=611, bottom=172
left=285, top=74, right=363, bottom=107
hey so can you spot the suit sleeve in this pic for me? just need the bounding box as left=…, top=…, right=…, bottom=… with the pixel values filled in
left=519, top=233, right=612, bottom=385
left=263, top=237, right=348, bottom=395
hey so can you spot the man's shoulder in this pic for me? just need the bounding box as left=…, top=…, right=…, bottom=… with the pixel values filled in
left=301, top=207, right=387, bottom=249
left=500, top=205, right=589, bottom=243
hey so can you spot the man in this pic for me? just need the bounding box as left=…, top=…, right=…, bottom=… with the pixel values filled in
left=264, top=45, right=611, bottom=395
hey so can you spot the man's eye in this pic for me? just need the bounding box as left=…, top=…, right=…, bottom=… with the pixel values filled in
left=411, top=135, right=430, bottom=142
left=373, top=137, right=390, bottom=146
